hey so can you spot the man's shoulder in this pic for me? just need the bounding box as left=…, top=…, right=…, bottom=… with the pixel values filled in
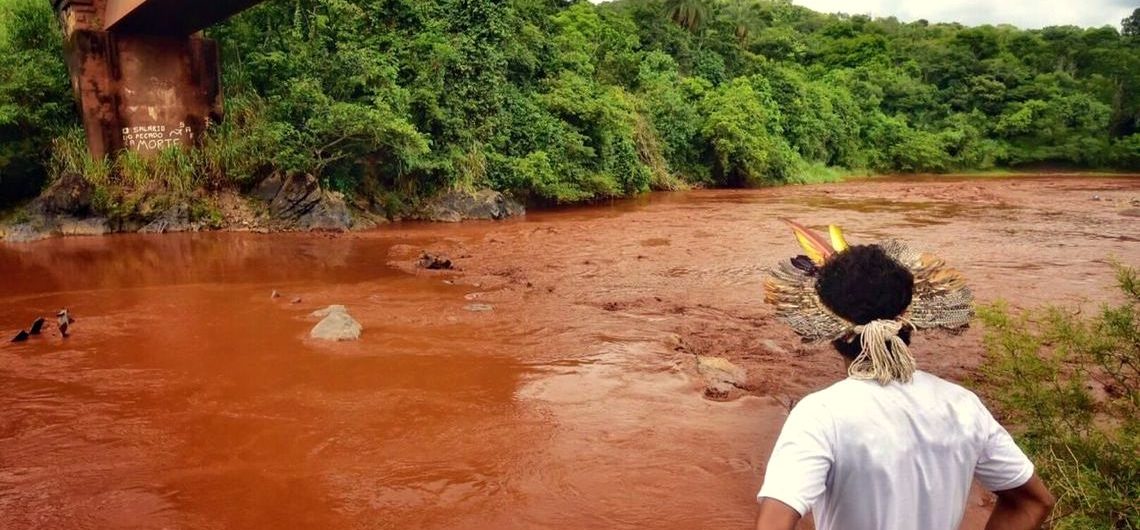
left=792, top=379, right=865, bottom=414
left=912, top=370, right=983, bottom=401
left=798, top=371, right=983, bottom=408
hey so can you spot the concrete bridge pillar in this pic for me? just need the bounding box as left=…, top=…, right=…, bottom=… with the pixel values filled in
left=52, top=0, right=222, bottom=159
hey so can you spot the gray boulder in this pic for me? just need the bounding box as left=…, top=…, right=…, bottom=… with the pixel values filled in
left=298, top=191, right=353, bottom=231
left=425, top=189, right=524, bottom=223
left=310, top=305, right=362, bottom=341
left=254, top=174, right=353, bottom=231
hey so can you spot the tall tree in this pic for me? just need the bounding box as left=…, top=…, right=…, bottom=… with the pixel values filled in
left=664, top=0, right=710, bottom=34
left=1123, top=8, right=1140, bottom=38
left=717, top=0, right=760, bottom=46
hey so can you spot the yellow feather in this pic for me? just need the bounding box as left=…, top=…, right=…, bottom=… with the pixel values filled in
left=794, top=231, right=827, bottom=265
left=783, top=219, right=835, bottom=265
left=829, top=225, right=849, bottom=252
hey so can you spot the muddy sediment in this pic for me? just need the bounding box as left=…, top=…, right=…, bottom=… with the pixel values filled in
left=0, top=176, right=1137, bottom=529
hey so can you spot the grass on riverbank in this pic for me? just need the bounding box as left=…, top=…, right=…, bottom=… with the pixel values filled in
left=974, top=263, right=1140, bottom=529
left=45, top=127, right=235, bottom=225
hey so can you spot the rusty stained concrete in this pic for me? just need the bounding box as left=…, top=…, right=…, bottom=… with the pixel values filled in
left=115, top=35, right=221, bottom=153
left=104, top=0, right=264, bottom=36
left=56, top=0, right=223, bottom=158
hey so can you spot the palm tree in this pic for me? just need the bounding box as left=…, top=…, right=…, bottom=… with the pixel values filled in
left=664, top=0, right=710, bottom=34
left=718, top=0, right=760, bottom=46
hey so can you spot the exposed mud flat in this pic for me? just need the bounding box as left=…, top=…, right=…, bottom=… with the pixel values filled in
left=1, top=176, right=1137, bottom=529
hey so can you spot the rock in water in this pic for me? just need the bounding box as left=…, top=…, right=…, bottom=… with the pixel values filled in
left=696, top=356, right=748, bottom=400
left=11, top=330, right=29, bottom=343
left=28, top=318, right=45, bottom=335
left=417, top=252, right=453, bottom=270
left=310, top=305, right=348, bottom=318
left=310, top=306, right=362, bottom=341
left=424, top=189, right=524, bottom=222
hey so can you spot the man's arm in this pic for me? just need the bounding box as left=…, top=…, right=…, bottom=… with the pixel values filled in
left=984, top=474, right=1055, bottom=530
left=755, top=498, right=801, bottom=530
left=754, top=396, right=831, bottom=530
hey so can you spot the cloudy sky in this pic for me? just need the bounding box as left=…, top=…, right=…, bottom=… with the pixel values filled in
left=793, top=0, right=1135, bottom=29
left=591, top=1, right=1136, bottom=29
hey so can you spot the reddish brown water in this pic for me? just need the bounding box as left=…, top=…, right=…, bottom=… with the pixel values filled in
left=2, top=176, right=1138, bottom=529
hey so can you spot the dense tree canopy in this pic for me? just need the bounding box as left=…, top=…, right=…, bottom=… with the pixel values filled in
left=0, top=0, right=73, bottom=206
left=2, top=0, right=1139, bottom=210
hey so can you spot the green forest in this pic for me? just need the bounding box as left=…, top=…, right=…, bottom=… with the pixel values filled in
left=2, top=0, right=1140, bottom=212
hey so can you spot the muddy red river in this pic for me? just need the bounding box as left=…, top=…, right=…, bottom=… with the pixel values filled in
left=1, top=176, right=1138, bottom=529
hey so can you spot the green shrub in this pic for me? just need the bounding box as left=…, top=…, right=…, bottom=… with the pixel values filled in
left=976, top=264, right=1140, bottom=529
left=1111, top=134, right=1140, bottom=170
left=699, top=77, right=804, bottom=186
left=0, top=0, right=76, bottom=206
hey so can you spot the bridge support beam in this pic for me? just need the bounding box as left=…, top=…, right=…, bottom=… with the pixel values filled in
left=53, top=0, right=222, bottom=159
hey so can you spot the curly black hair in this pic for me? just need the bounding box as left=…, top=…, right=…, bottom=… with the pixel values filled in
left=815, top=244, right=915, bottom=359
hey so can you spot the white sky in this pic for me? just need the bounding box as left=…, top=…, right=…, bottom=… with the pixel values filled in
left=591, top=1, right=1136, bottom=30
left=792, top=0, right=1134, bottom=29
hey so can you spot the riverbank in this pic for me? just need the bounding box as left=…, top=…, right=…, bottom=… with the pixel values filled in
left=0, top=174, right=527, bottom=243
left=3, top=171, right=1137, bottom=244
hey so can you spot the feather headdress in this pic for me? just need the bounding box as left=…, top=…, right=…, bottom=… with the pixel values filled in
left=764, top=220, right=974, bottom=384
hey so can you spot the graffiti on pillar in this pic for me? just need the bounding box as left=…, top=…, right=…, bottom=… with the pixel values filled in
left=120, top=121, right=194, bottom=151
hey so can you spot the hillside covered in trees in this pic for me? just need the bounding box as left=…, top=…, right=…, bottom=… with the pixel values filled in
left=2, top=0, right=1140, bottom=213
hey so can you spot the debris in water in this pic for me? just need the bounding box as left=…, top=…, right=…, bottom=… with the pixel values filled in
left=464, top=303, right=493, bottom=312
left=57, top=309, right=73, bottom=338
left=271, top=290, right=281, bottom=299
left=9, top=316, right=47, bottom=342
left=418, top=252, right=453, bottom=270
left=291, top=297, right=302, bottom=304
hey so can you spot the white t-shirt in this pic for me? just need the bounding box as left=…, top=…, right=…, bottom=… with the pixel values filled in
left=757, top=370, right=1034, bottom=530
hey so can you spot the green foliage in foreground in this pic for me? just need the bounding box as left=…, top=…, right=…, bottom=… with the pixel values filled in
left=3, top=0, right=1140, bottom=211
left=976, top=264, right=1140, bottom=530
